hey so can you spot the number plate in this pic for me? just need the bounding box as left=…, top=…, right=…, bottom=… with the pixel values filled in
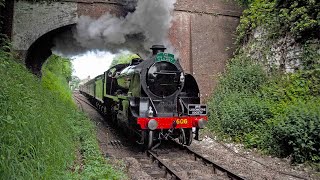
left=155, top=52, right=176, bottom=64
left=188, top=104, right=207, bottom=115
left=176, top=119, right=188, bottom=124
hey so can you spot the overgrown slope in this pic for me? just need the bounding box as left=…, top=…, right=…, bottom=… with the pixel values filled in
left=42, top=54, right=73, bottom=104
left=208, top=0, right=320, bottom=165
left=0, top=47, right=126, bottom=179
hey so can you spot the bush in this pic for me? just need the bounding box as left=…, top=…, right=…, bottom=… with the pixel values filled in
left=208, top=55, right=320, bottom=163
left=210, top=93, right=272, bottom=140
left=216, top=55, right=267, bottom=94
left=208, top=57, right=269, bottom=139
left=271, top=100, right=320, bottom=163
left=261, top=69, right=320, bottom=103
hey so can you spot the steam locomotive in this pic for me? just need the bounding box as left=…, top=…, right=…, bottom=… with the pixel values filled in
left=79, top=45, right=207, bottom=149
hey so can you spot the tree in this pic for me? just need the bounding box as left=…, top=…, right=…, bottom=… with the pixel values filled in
left=69, top=76, right=80, bottom=90
left=42, top=54, right=72, bottom=81
left=110, top=53, right=140, bottom=67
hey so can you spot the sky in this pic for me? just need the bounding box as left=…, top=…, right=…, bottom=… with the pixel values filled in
left=71, top=51, right=115, bottom=80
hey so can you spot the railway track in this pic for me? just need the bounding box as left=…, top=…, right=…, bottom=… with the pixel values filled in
left=144, top=141, right=245, bottom=180
left=73, top=92, right=245, bottom=180
left=73, top=92, right=96, bottom=110
left=73, top=94, right=84, bottom=111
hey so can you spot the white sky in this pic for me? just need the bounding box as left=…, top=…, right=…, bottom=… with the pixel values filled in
left=71, top=51, right=115, bottom=80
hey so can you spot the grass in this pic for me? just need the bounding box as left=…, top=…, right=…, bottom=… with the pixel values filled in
left=0, top=50, right=126, bottom=179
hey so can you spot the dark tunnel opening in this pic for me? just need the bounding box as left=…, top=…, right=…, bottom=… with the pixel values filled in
left=25, top=24, right=75, bottom=76
left=0, top=0, right=14, bottom=39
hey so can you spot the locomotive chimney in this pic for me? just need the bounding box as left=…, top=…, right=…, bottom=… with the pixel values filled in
left=151, top=45, right=166, bottom=55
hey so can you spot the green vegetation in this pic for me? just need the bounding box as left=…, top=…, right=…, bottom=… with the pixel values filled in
left=236, top=0, right=320, bottom=45
left=42, top=54, right=73, bottom=104
left=209, top=0, right=320, bottom=165
left=110, top=53, right=140, bottom=67
left=0, top=45, right=126, bottom=178
left=69, top=76, right=81, bottom=91
left=1, top=50, right=72, bottom=179
left=70, top=109, right=126, bottom=179
left=208, top=56, right=320, bottom=163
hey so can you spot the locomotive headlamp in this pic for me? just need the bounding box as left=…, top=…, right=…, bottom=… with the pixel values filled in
left=180, top=73, right=185, bottom=83
left=148, top=106, right=154, bottom=117
left=198, top=118, right=207, bottom=128
left=148, top=119, right=158, bottom=130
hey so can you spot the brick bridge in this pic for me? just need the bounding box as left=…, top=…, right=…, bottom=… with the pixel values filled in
left=3, top=0, right=242, bottom=101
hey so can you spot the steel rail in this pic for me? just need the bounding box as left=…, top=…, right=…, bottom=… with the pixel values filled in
left=185, top=146, right=245, bottom=180
left=73, top=93, right=98, bottom=110
left=167, top=138, right=245, bottom=180
left=146, top=150, right=184, bottom=180
left=73, top=95, right=84, bottom=111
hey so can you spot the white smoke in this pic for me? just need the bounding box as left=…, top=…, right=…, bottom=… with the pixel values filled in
left=53, top=0, right=176, bottom=57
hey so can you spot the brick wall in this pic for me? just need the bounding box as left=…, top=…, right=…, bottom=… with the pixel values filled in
left=76, top=0, right=126, bottom=18
left=170, top=0, right=242, bottom=101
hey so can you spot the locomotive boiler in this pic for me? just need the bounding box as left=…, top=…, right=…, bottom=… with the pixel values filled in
left=80, top=45, right=208, bottom=149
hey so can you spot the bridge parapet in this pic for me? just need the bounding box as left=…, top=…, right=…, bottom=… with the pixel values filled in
left=13, top=1, right=77, bottom=51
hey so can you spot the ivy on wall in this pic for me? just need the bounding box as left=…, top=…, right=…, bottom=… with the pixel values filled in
left=236, top=0, right=320, bottom=45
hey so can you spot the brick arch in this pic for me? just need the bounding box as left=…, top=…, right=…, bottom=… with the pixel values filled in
left=12, top=1, right=126, bottom=52
left=13, top=0, right=126, bottom=75
left=25, top=24, right=76, bottom=76
left=12, top=1, right=78, bottom=52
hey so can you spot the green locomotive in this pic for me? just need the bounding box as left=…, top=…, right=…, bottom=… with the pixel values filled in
left=80, top=45, right=208, bottom=149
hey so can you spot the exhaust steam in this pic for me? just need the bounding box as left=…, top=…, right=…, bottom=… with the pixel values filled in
left=52, top=0, right=176, bottom=57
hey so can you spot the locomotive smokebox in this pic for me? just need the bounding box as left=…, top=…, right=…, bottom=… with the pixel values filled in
left=151, top=45, right=166, bottom=55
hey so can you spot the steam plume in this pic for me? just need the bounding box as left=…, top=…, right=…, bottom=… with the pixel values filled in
left=53, top=0, right=176, bottom=57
